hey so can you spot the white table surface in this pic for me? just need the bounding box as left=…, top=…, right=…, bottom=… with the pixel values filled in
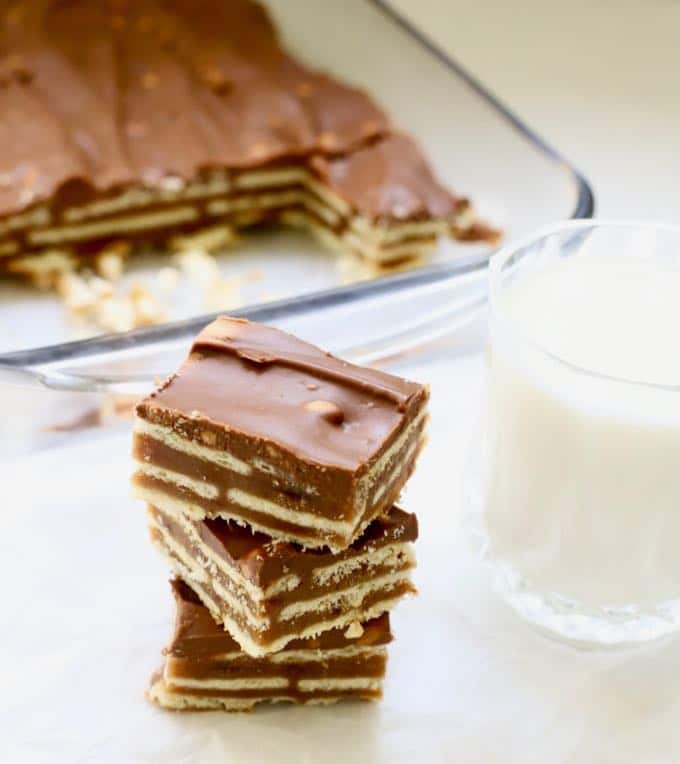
left=3, top=4, right=680, bottom=762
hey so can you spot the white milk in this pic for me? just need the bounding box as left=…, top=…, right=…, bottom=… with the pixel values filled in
left=485, top=257, right=680, bottom=610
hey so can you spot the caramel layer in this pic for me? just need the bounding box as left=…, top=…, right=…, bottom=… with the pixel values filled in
left=148, top=580, right=390, bottom=711
left=151, top=522, right=414, bottom=656
left=136, top=472, right=349, bottom=548
left=148, top=502, right=416, bottom=617
left=168, top=578, right=393, bottom=653
left=132, top=434, right=423, bottom=550
left=132, top=409, right=426, bottom=522
left=167, top=652, right=387, bottom=683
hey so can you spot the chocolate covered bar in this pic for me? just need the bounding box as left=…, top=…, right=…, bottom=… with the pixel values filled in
left=0, top=0, right=496, bottom=286
left=148, top=580, right=391, bottom=711
left=147, top=503, right=417, bottom=656
left=133, top=316, right=429, bottom=550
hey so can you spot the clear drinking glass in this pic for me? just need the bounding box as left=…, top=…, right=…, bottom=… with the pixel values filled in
left=467, top=221, right=680, bottom=647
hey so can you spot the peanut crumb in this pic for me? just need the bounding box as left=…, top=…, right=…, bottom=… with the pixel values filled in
left=203, top=66, right=231, bottom=94
left=18, top=189, right=36, bottom=206
left=129, top=282, right=165, bottom=326
left=304, top=399, right=344, bottom=425
left=295, top=81, right=314, bottom=98
left=174, top=245, right=243, bottom=311
left=95, top=296, right=136, bottom=332
left=142, top=71, right=159, bottom=89
left=362, top=120, right=381, bottom=136
left=56, top=272, right=97, bottom=312
left=159, top=175, right=184, bottom=193
left=319, top=131, right=338, bottom=150
left=345, top=622, right=364, bottom=639
left=95, top=241, right=130, bottom=279
left=248, top=143, right=269, bottom=160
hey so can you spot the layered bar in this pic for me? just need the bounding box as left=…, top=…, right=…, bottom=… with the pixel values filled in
left=0, top=0, right=497, bottom=285
left=148, top=580, right=392, bottom=711
left=133, top=316, right=429, bottom=550
left=147, top=503, right=417, bottom=656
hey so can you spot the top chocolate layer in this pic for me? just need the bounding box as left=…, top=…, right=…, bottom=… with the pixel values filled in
left=167, top=578, right=393, bottom=659
left=0, top=0, right=463, bottom=224
left=310, top=133, right=466, bottom=223
left=137, top=316, right=428, bottom=471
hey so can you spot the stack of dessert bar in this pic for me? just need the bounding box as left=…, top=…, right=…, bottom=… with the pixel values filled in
left=132, top=315, right=428, bottom=711
left=0, top=0, right=496, bottom=286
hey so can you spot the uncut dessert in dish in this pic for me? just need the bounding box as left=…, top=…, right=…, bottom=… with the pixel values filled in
left=133, top=316, right=427, bottom=711
left=0, top=0, right=497, bottom=330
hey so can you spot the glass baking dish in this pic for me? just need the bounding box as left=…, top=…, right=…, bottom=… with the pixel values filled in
left=0, top=0, right=593, bottom=362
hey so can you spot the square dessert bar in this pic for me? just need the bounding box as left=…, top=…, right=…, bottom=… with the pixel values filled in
left=133, top=316, right=429, bottom=550
left=147, top=503, right=417, bottom=657
left=148, top=580, right=391, bottom=711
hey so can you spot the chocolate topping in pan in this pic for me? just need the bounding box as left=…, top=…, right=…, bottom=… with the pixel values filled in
left=310, top=133, right=463, bottom=222
left=0, top=0, right=462, bottom=226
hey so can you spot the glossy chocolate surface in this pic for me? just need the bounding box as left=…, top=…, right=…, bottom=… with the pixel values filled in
left=311, top=133, right=466, bottom=222
left=138, top=316, right=428, bottom=471
left=0, top=0, right=462, bottom=225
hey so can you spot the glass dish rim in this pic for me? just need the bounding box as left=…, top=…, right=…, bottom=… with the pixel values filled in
left=488, top=219, right=680, bottom=391
left=0, top=0, right=595, bottom=368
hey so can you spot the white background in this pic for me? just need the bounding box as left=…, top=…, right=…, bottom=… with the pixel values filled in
left=393, top=0, right=680, bottom=223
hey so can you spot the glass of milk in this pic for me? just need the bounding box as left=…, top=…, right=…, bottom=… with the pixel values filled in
left=472, top=220, right=680, bottom=647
